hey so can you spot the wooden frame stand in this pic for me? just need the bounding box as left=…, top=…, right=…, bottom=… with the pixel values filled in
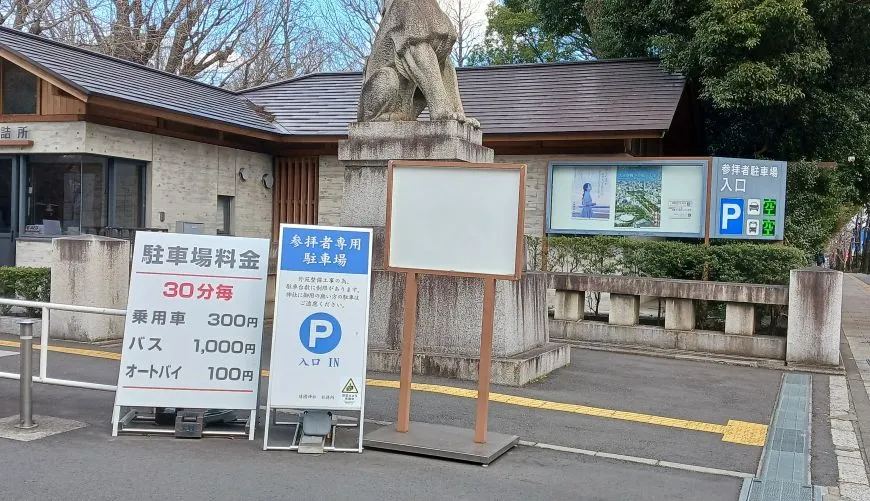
left=362, top=160, right=524, bottom=464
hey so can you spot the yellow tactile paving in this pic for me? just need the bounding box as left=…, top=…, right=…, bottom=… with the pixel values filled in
left=0, top=340, right=768, bottom=446
left=364, top=379, right=767, bottom=446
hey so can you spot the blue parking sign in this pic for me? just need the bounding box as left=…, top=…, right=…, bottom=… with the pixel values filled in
left=299, top=312, right=342, bottom=355
left=719, top=198, right=744, bottom=235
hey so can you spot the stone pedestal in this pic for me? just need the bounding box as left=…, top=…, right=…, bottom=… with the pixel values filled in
left=725, top=303, right=755, bottom=335
left=665, top=298, right=695, bottom=331
left=339, top=120, right=569, bottom=386
left=608, top=294, right=640, bottom=326
left=786, top=268, right=843, bottom=366
left=49, top=236, right=130, bottom=341
left=554, top=290, right=585, bottom=321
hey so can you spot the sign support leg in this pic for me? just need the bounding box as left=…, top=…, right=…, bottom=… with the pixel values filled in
left=111, top=405, right=120, bottom=437
left=397, top=271, right=417, bottom=433
left=248, top=409, right=256, bottom=441
left=262, top=403, right=271, bottom=450
left=475, top=278, right=496, bottom=444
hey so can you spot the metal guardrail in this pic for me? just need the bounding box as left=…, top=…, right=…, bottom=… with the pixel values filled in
left=0, top=298, right=125, bottom=392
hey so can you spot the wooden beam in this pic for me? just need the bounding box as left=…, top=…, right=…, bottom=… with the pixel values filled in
left=0, top=139, right=34, bottom=147
left=483, top=130, right=665, bottom=142
left=0, top=48, right=89, bottom=103
left=83, top=113, right=268, bottom=154
left=88, top=95, right=279, bottom=142
left=0, top=114, right=82, bottom=122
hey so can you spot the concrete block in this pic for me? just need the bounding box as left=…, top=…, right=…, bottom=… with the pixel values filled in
left=338, top=120, right=494, bottom=164
left=786, top=268, right=843, bottom=366
left=15, top=239, right=53, bottom=268
left=675, top=330, right=785, bottom=360
left=49, top=236, right=130, bottom=341
left=367, top=270, right=548, bottom=358
left=664, top=298, right=695, bottom=331
left=335, top=119, right=565, bottom=382
left=549, top=320, right=786, bottom=360
left=367, top=342, right=571, bottom=387
left=551, top=320, right=677, bottom=349
left=608, top=294, right=640, bottom=326
left=554, top=290, right=584, bottom=321
left=725, top=303, right=755, bottom=335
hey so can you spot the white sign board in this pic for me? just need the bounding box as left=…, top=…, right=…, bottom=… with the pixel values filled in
left=114, top=232, right=269, bottom=410
left=385, top=162, right=526, bottom=279
left=267, top=224, right=373, bottom=411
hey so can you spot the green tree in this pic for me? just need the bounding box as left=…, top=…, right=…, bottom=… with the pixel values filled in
left=534, top=0, right=870, bottom=254
left=534, top=0, right=870, bottom=191
left=783, top=162, right=858, bottom=255
left=468, top=0, right=591, bottom=65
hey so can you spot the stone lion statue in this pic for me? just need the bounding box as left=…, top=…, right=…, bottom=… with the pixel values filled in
left=357, top=0, right=480, bottom=128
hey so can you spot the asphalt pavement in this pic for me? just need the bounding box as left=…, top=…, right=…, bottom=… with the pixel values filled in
left=0, top=343, right=809, bottom=500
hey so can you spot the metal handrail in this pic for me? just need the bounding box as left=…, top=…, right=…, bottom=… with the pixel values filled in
left=0, top=298, right=126, bottom=392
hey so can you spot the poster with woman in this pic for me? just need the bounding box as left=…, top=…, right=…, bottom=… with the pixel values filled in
left=570, top=166, right=611, bottom=220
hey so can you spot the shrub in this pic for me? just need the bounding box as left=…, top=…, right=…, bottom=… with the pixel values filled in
left=532, top=235, right=807, bottom=285
left=0, top=267, right=50, bottom=317
left=708, top=244, right=808, bottom=285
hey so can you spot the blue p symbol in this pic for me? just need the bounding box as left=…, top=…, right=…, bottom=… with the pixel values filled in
left=720, top=199, right=744, bottom=235
left=299, top=312, right=341, bottom=354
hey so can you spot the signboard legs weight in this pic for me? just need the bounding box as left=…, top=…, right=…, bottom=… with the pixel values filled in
left=366, top=274, right=518, bottom=464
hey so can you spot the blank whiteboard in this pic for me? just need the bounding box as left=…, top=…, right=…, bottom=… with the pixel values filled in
left=385, top=161, right=526, bottom=280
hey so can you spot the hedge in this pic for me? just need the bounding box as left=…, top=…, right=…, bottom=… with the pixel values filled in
left=0, top=267, right=50, bottom=317
left=527, top=235, right=808, bottom=285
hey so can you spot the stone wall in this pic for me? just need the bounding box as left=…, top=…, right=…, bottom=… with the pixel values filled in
left=317, top=153, right=631, bottom=235
left=319, top=155, right=345, bottom=227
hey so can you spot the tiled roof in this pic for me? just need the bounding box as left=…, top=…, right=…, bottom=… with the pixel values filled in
left=0, top=27, right=687, bottom=139
left=0, top=27, right=283, bottom=134
left=241, top=59, right=687, bottom=136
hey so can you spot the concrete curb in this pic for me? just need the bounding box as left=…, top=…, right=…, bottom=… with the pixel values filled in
left=562, top=339, right=846, bottom=375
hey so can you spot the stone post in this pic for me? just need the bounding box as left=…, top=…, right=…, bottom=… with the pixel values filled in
left=608, top=294, right=640, bottom=326
left=554, top=290, right=585, bottom=321
left=664, top=298, right=695, bottom=331
left=338, top=120, right=569, bottom=385
left=786, top=268, right=843, bottom=366
left=50, top=236, right=130, bottom=341
left=725, top=303, right=755, bottom=335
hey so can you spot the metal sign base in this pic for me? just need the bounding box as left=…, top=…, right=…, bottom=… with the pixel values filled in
left=363, top=421, right=519, bottom=465
left=263, top=408, right=363, bottom=453
left=111, top=406, right=255, bottom=440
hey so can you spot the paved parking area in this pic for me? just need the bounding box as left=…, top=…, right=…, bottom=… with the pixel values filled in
left=0, top=342, right=805, bottom=500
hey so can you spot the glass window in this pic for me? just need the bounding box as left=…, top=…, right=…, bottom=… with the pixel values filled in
left=217, top=196, right=233, bottom=235
left=110, top=161, right=144, bottom=228
left=25, top=155, right=144, bottom=236
left=3, top=62, right=37, bottom=114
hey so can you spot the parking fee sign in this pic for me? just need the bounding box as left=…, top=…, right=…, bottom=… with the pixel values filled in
left=267, top=224, right=373, bottom=410
left=114, top=232, right=270, bottom=410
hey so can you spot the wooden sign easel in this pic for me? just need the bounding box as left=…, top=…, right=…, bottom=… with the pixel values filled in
left=383, top=160, right=526, bottom=445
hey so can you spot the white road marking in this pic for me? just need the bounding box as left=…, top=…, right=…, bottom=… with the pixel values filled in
left=0, top=350, right=17, bottom=358
left=517, top=440, right=754, bottom=479
left=260, top=409, right=755, bottom=478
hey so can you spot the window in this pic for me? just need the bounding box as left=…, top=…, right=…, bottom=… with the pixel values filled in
left=110, top=161, right=145, bottom=228
left=217, top=195, right=233, bottom=235
left=2, top=61, right=37, bottom=115
left=25, top=155, right=145, bottom=235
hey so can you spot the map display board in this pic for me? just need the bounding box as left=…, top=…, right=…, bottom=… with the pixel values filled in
left=547, top=159, right=708, bottom=237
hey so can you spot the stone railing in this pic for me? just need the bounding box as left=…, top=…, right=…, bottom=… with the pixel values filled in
left=548, top=269, right=842, bottom=367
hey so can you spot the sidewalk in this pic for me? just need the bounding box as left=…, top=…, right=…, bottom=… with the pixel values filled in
left=831, top=274, right=870, bottom=500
